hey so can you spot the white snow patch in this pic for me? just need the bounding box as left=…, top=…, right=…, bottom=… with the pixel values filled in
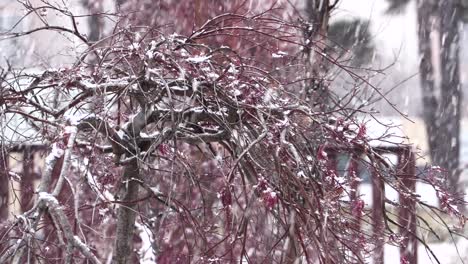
left=232, top=89, right=242, bottom=96
left=73, top=235, right=89, bottom=250
left=64, top=126, right=77, bottom=134
left=186, top=55, right=211, bottom=63
left=272, top=51, right=288, bottom=58
left=64, top=111, right=88, bottom=125
left=116, top=129, right=126, bottom=139
left=146, top=50, right=154, bottom=59
left=129, top=42, right=140, bottom=51
left=170, top=86, right=189, bottom=91
left=136, top=222, right=157, bottom=264
left=45, top=143, right=64, bottom=169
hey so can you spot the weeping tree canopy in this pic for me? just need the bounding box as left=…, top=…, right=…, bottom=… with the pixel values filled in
left=0, top=1, right=465, bottom=263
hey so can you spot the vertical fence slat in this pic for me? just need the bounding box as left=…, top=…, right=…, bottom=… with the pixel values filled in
left=0, top=150, right=8, bottom=222
left=21, top=148, right=35, bottom=212
left=398, top=148, right=417, bottom=263
left=348, top=154, right=363, bottom=260
left=349, top=154, right=360, bottom=203
left=372, top=165, right=385, bottom=264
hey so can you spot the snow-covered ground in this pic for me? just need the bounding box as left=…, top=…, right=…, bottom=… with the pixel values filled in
left=380, top=239, right=468, bottom=264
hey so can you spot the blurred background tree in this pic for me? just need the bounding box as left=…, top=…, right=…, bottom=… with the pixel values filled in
left=385, top=0, right=464, bottom=200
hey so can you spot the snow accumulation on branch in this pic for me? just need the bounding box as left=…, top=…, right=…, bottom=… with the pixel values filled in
left=0, top=3, right=465, bottom=264
left=186, top=55, right=212, bottom=63
left=136, top=222, right=157, bottom=264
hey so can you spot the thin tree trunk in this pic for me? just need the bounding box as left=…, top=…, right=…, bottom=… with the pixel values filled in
left=112, top=159, right=140, bottom=264
left=305, top=0, right=331, bottom=109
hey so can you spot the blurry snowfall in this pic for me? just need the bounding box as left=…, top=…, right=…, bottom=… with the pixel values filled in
left=1, top=0, right=466, bottom=262
left=335, top=1, right=468, bottom=263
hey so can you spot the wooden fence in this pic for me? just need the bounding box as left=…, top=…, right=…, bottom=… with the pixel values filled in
left=327, top=146, right=417, bottom=264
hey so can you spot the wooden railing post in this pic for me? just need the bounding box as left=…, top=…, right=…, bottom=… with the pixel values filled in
left=348, top=154, right=360, bottom=203
left=21, top=147, right=35, bottom=212
left=398, top=148, right=417, bottom=263
left=0, top=150, right=8, bottom=222
left=372, top=165, right=385, bottom=264
left=348, top=153, right=364, bottom=260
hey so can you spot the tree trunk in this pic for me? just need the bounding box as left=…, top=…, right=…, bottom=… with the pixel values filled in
left=112, top=159, right=140, bottom=264
left=417, top=0, right=463, bottom=197
left=305, top=0, right=331, bottom=109
left=416, top=0, right=438, bottom=162
left=437, top=0, right=462, bottom=195
left=82, top=0, right=103, bottom=42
